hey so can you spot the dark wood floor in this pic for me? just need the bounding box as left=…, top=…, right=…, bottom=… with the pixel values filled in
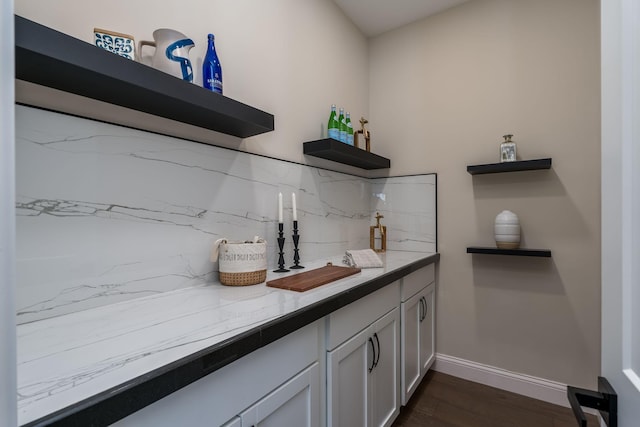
left=393, top=371, right=598, bottom=427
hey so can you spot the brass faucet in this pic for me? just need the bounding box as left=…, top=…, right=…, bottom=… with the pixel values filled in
left=354, top=117, right=371, bottom=152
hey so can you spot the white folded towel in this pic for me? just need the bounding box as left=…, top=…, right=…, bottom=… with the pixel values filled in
left=343, top=249, right=383, bottom=268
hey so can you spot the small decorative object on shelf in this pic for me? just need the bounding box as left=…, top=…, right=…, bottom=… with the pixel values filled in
left=355, top=117, right=371, bottom=152
left=494, top=210, right=520, bottom=249
left=94, top=28, right=135, bottom=60
left=203, top=33, right=223, bottom=94
left=370, top=212, right=387, bottom=253
left=138, top=29, right=195, bottom=82
left=500, top=134, right=517, bottom=162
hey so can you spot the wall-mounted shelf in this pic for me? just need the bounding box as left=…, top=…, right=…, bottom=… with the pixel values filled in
left=303, top=138, right=390, bottom=170
left=466, top=247, right=552, bottom=257
left=15, top=15, right=274, bottom=138
left=467, top=156, right=552, bottom=258
left=467, top=158, right=552, bottom=175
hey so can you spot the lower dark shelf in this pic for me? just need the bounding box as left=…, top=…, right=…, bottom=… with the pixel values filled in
left=303, top=138, right=390, bottom=170
left=466, top=247, right=552, bottom=257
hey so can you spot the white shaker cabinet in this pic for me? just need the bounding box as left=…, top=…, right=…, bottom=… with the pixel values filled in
left=326, top=282, right=400, bottom=427
left=370, top=308, right=401, bottom=427
left=109, top=260, right=438, bottom=427
left=327, top=325, right=369, bottom=426
left=400, top=265, right=436, bottom=405
left=112, top=321, right=322, bottom=427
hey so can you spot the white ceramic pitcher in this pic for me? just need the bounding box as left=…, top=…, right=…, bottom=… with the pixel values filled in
left=138, top=29, right=194, bottom=82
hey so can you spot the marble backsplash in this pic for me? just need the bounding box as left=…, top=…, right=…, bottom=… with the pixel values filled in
left=371, top=175, right=437, bottom=252
left=16, top=105, right=436, bottom=323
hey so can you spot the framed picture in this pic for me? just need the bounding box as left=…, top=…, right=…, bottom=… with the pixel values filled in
left=500, top=142, right=516, bottom=162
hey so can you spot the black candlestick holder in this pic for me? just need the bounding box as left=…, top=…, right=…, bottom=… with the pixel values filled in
left=290, top=220, right=304, bottom=269
left=274, top=222, right=289, bottom=273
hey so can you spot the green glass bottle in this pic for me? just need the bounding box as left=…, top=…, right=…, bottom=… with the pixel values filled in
left=328, top=105, right=339, bottom=140
left=338, top=107, right=346, bottom=143
left=346, top=112, right=354, bottom=146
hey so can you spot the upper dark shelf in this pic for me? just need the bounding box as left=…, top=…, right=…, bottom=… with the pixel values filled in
left=15, top=15, right=274, bottom=138
left=466, top=247, right=552, bottom=257
left=303, top=138, right=391, bottom=170
left=467, top=158, right=552, bottom=175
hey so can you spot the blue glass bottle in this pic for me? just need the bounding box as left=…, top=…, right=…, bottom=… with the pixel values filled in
left=203, top=34, right=223, bottom=94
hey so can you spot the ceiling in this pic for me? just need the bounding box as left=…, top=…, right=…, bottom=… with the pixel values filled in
left=333, top=0, right=470, bottom=37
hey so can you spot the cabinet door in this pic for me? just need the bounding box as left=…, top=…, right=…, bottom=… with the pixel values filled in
left=419, top=284, right=435, bottom=375
left=327, top=327, right=372, bottom=427
left=370, top=308, right=400, bottom=427
left=240, top=362, right=319, bottom=427
left=400, top=291, right=422, bottom=405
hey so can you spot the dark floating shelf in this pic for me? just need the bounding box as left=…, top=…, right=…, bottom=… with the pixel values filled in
left=15, top=15, right=274, bottom=138
left=467, top=158, right=552, bottom=175
left=303, top=138, right=390, bottom=170
left=466, top=247, right=552, bottom=257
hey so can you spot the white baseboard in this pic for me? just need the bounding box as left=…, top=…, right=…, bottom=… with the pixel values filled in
left=433, top=353, right=598, bottom=417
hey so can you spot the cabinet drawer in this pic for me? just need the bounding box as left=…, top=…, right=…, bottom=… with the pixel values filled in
left=401, top=264, right=435, bottom=302
left=327, top=281, right=399, bottom=351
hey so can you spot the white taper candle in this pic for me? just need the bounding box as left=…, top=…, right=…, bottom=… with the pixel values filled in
left=278, top=192, right=283, bottom=223
left=292, top=192, right=297, bottom=221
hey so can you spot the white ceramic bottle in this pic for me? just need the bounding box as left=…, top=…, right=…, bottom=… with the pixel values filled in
left=494, top=210, right=520, bottom=249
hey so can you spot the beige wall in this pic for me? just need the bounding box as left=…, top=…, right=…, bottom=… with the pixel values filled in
left=15, top=0, right=369, bottom=173
left=370, top=0, right=600, bottom=388
left=17, top=0, right=601, bottom=388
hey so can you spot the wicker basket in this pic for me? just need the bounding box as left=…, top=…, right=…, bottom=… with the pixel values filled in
left=212, top=237, right=267, bottom=286
left=219, top=269, right=267, bottom=286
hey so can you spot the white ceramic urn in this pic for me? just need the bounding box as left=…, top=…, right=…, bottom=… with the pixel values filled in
left=494, top=210, right=520, bottom=249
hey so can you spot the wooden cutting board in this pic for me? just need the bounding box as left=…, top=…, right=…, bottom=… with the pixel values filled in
left=266, top=264, right=361, bottom=292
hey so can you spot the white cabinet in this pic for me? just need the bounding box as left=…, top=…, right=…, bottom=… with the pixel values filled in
left=370, top=309, right=400, bottom=427
left=113, top=321, right=322, bottom=427
left=327, top=308, right=399, bottom=427
left=418, top=285, right=435, bottom=373
left=111, top=261, right=438, bottom=427
left=400, top=265, right=436, bottom=405
left=326, top=282, right=400, bottom=427
left=327, top=326, right=368, bottom=426
left=239, top=363, right=319, bottom=427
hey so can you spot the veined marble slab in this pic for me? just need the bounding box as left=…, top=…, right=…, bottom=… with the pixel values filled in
left=371, top=175, right=437, bottom=252
left=16, top=106, right=437, bottom=323
left=17, top=251, right=436, bottom=426
left=16, top=106, right=374, bottom=322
